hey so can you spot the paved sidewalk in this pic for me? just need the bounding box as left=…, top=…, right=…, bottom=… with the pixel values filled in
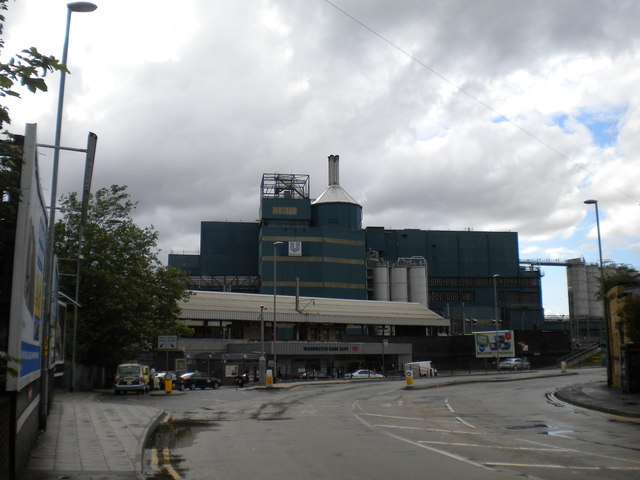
left=23, top=391, right=165, bottom=480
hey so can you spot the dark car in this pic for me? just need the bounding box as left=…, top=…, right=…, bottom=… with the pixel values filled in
left=183, top=372, right=222, bottom=390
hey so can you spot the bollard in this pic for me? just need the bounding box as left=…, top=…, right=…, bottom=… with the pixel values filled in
left=266, top=369, right=273, bottom=386
left=165, top=374, right=173, bottom=393
left=405, top=370, right=413, bottom=386
left=561, top=361, right=567, bottom=373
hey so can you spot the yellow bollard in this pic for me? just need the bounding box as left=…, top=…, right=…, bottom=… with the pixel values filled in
left=405, top=370, right=414, bottom=386
left=266, top=369, right=273, bottom=386
left=165, top=374, right=173, bottom=393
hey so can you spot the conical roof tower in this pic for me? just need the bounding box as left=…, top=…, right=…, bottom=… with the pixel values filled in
left=311, top=155, right=362, bottom=230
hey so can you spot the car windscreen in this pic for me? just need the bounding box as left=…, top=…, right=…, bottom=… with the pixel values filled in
left=118, top=365, right=141, bottom=376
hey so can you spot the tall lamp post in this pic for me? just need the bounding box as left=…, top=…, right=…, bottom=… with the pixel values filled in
left=584, top=199, right=612, bottom=387
left=493, top=274, right=500, bottom=372
left=272, top=241, right=284, bottom=379
left=259, top=305, right=266, bottom=385
left=40, top=1, right=97, bottom=428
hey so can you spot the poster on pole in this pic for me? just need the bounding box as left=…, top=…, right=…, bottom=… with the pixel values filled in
left=474, top=330, right=515, bottom=359
left=6, top=124, right=48, bottom=391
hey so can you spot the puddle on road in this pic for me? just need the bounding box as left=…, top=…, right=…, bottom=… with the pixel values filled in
left=144, top=419, right=219, bottom=479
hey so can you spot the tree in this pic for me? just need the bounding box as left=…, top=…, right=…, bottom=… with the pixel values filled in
left=55, top=185, right=192, bottom=367
left=620, top=296, right=640, bottom=344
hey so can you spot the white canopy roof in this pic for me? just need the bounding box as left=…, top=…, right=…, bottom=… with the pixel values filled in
left=180, top=291, right=447, bottom=327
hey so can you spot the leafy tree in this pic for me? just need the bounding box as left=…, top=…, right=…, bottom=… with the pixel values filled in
left=620, top=296, right=640, bottom=344
left=55, top=185, right=192, bottom=367
left=596, top=265, right=640, bottom=300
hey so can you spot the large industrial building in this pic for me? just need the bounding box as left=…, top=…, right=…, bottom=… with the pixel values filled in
left=167, top=155, right=548, bottom=379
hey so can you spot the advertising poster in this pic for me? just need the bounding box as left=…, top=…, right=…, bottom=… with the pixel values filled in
left=6, top=124, right=47, bottom=391
left=474, top=330, right=515, bottom=359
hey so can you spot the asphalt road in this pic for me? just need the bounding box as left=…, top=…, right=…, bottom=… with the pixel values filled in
left=116, top=371, right=640, bottom=480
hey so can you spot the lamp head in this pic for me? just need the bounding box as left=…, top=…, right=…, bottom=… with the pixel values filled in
left=584, top=199, right=597, bottom=205
left=68, top=2, right=97, bottom=12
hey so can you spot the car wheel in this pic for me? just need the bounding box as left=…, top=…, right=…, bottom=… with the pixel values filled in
left=189, top=383, right=196, bottom=390
left=213, top=382, right=220, bottom=389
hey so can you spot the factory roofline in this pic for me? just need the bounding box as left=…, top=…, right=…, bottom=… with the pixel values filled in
left=180, top=291, right=446, bottom=327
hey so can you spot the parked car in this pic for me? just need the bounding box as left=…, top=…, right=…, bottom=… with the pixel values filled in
left=182, top=372, right=222, bottom=390
left=155, top=371, right=185, bottom=391
left=298, top=371, right=331, bottom=380
left=114, top=363, right=148, bottom=395
left=347, top=369, right=384, bottom=379
left=498, top=357, right=531, bottom=370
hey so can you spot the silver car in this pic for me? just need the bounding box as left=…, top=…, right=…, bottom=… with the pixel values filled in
left=498, top=357, right=531, bottom=370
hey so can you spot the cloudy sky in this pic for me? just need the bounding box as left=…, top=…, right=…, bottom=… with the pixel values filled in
left=3, top=0, right=639, bottom=315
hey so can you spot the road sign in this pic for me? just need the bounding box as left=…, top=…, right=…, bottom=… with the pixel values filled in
left=158, top=335, right=177, bottom=350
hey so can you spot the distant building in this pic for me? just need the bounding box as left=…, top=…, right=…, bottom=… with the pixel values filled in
left=170, top=155, right=545, bottom=333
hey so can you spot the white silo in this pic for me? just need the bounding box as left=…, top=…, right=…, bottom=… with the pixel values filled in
left=373, top=264, right=390, bottom=301
left=390, top=265, right=409, bottom=302
left=409, top=263, right=428, bottom=307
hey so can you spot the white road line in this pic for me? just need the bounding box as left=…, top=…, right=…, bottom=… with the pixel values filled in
left=486, top=462, right=640, bottom=471
left=361, top=412, right=424, bottom=421
left=455, top=416, right=476, bottom=429
left=375, top=424, right=484, bottom=435
left=418, top=440, right=564, bottom=452
left=354, top=412, right=492, bottom=471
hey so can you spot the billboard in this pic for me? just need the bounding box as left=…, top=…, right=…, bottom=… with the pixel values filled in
left=6, top=124, right=48, bottom=391
left=474, top=330, right=515, bottom=359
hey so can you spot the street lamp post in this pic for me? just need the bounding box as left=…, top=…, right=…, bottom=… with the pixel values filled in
left=493, top=274, right=500, bottom=372
left=259, top=305, right=266, bottom=385
left=40, top=1, right=97, bottom=428
left=584, top=199, right=612, bottom=387
left=272, top=241, right=284, bottom=379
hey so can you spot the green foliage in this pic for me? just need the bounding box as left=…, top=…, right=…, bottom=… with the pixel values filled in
left=597, top=265, right=640, bottom=300
left=620, top=296, right=640, bottom=344
left=56, top=185, right=192, bottom=367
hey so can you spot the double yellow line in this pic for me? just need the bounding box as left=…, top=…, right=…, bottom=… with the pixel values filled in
left=150, top=446, right=182, bottom=480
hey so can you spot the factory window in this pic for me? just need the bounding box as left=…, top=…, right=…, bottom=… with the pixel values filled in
left=272, top=206, right=297, bottom=215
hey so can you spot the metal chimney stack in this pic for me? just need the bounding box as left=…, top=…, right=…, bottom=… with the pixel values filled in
left=328, top=154, right=339, bottom=186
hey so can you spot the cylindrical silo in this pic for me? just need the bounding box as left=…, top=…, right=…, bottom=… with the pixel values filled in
left=409, top=265, right=428, bottom=306
left=390, top=265, right=408, bottom=302
left=373, top=265, right=390, bottom=301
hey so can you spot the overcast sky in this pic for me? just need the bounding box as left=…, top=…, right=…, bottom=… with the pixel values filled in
left=3, top=0, right=639, bottom=315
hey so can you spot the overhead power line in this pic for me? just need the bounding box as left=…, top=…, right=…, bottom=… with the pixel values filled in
left=323, top=0, right=639, bottom=204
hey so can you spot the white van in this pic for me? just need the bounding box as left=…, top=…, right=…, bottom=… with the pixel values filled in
left=404, top=361, right=437, bottom=378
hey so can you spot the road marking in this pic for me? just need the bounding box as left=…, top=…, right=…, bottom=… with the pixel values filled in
left=374, top=423, right=484, bottom=435
left=353, top=411, right=492, bottom=471
left=445, top=398, right=454, bottom=412
left=361, top=412, right=424, bottom=421
left=486, top=462, right=640, bottom=471
left=455, top=416, right=476, bottom=429
left=162, top=446, right=183, bottom=480
left=418, top=440, right=563, bottom=452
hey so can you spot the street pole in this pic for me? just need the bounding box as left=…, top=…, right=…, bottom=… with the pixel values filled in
left=40, top=1, right=97, bottom=428
left=584, top=199, right=612, bottom=387
left=493, top=274, right=500, bottom=372
left=259, top=305, right=266, bottom=385
left=272, top=241, right=284, bottom=379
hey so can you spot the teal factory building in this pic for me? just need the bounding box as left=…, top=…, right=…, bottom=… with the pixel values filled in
left=169, top=155, right=544, bottom=332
